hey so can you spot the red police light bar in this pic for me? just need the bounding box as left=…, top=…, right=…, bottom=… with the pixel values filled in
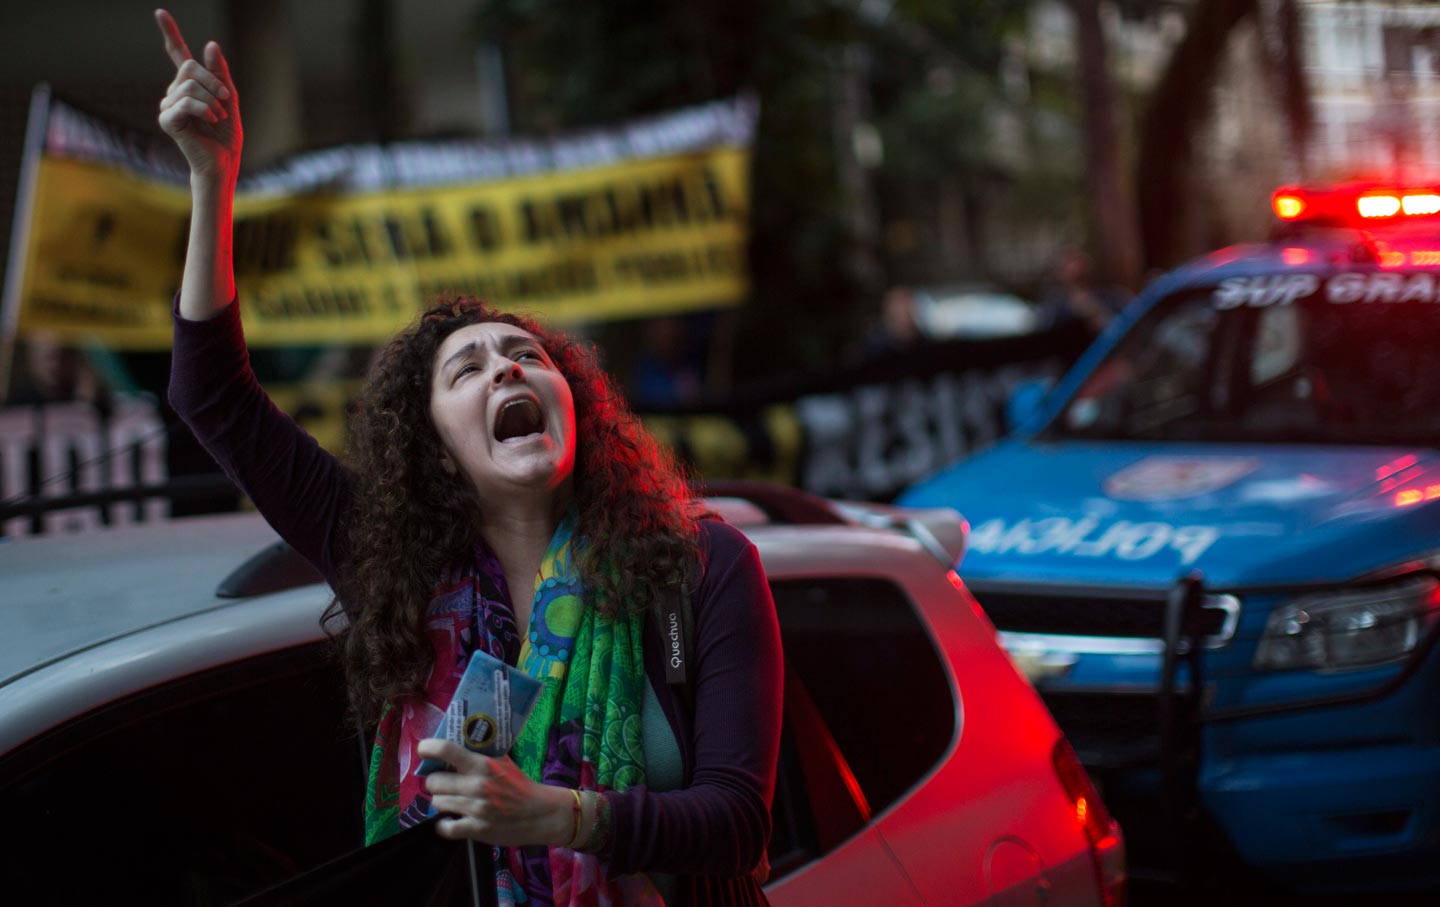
left=1358, top=193, right=1402, bottom=218
left=1273, top=192, right=1306, bottom=220
left=1403, top=194, right=1440, bottom=215
left=1272, top=184, right=1440, bottom=225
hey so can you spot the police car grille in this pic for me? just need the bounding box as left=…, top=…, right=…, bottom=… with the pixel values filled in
left=971, top=588, right=1227, bottom=639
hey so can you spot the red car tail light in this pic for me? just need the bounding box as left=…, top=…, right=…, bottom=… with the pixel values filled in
left=1053, top=737, right=1127, bottom=907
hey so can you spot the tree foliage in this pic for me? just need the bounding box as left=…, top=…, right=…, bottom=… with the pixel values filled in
left=474, top=0, right=1031, bottom=374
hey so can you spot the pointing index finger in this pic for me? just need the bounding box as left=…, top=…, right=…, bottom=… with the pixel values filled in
left=154, top=9, right=194, bottom=68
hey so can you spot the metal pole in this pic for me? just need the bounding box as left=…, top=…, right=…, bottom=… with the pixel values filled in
left=1159, top=571, right=1205, bottom=885
left=0, top=85, right=53, bottom=402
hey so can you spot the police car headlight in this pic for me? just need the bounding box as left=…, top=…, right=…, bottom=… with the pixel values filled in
left=1254, top=575, right=1440, bottom=671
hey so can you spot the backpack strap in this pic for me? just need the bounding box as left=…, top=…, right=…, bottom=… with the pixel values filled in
left=653, top=573, right=771, bottom=886
left=653, top=581, right=696, bottom=714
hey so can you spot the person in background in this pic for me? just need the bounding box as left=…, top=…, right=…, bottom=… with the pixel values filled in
left=153, top=9, right=782, bottom=904
left=8, top=332, right=113, bottom=412
left=1036, top=246, right=1131, bottom=337
left=629, top=316, right=705, bottom=408
left=857, top=285, right=922, bottom=359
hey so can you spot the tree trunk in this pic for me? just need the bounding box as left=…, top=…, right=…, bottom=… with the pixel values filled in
left=1258, top=0, right=1312, bottom=179
left=1136, top=0, right=1257, bottom=271
left=1070, top=0, right=1143, bottom=289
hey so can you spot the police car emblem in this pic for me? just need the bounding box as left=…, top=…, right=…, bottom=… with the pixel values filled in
left=1104, top=456, right=1258, bottom=502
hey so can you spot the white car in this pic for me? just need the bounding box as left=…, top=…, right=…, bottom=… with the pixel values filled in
left=914, top=284, right=1041, bottom=340
left=0, top=483, right=1122, bottom=906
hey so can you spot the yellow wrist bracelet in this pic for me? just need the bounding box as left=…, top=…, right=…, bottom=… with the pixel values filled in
left=566, top=788, right=584, bottom=849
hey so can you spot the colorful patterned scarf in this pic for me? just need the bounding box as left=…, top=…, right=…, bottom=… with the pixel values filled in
left=363, top=512, right=666, bottom=905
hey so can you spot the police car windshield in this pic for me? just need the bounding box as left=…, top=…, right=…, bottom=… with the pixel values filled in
left=1046, top=276, right=1440, bottom=446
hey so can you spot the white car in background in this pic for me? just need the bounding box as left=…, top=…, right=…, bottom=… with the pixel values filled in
left=0, top=483, right=1122, bottom=906
left=914, top=284, right=1040, bottom=340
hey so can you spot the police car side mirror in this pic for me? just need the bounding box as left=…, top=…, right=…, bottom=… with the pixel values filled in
left=1006, top=380, right=1051, bottom=434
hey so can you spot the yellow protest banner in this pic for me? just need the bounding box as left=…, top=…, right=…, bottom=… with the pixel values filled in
left=643, top=405, right=804, bottom=487
left=10, top=94, right=754, bottom=349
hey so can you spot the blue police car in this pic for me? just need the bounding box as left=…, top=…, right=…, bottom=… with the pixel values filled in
left=899, top=184, right=1440, bottom=897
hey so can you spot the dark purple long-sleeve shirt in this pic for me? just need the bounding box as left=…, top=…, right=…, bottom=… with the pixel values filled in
left=169, top=301, right=782, bottom=904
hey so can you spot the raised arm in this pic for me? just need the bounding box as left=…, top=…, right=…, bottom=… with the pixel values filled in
left=155, top=8, right=241, bottom=322
left=155, top=9, right=353, bottom=583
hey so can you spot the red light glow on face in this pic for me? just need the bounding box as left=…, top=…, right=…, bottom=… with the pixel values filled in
left=1282, top=247, right=1310, bottom=265
left=1360, top=195, right=1402, bottom=218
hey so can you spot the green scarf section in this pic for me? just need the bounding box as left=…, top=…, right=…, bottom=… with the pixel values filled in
left=512, top=512, right=649, bottom=790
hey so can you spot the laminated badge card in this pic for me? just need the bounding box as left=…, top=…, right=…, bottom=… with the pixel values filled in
left=416, top=649, right=544, bottom=775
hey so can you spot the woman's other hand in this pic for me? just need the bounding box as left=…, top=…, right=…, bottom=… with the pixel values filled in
left=418, top=739, right=577, bottom=848
left=154, top=9, right=242, bottom=184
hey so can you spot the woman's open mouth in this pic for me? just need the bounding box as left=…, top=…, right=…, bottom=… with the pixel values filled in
left=494, top=398, right=545, bottom=443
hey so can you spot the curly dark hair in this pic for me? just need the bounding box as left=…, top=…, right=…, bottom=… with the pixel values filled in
left=324, top=296, right=701, bottom=723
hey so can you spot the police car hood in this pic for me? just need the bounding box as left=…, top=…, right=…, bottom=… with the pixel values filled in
left=900, top=440, right=1440, bottom=589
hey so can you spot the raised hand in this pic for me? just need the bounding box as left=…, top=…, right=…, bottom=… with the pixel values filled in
left=154, top=9, right=242, bottom=183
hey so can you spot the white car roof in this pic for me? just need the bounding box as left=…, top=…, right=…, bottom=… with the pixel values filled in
left=0, top=514, right=285, bottom=687
left=0, top=499, right=966, bottom=757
